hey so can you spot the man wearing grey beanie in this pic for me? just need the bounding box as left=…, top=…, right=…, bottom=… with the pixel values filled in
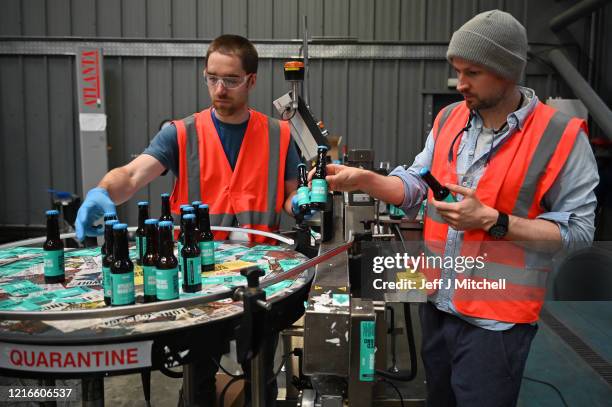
left=317, top=9, right=599, bottom=407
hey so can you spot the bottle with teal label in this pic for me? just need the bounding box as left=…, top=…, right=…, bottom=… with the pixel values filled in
left=102, top=211, right=118, bottom=255
left=296, top=163, right=311, bottom=212
left=419, top=167, right=457, bottom=203
left=310, top=145, right=329, bottom=209
left=135, top=201, right=149, bottom=265
left=142, top=219, right=159, bottom=303
left=110, top=223, right=135, bottom=306
left=181, top=214, right=202, bottom=293
left=177, top=205, right=194, bottom=277
left=197, top=204, right=215, bottom=272
left=156, top=221, right=179, bottom=300
left=43, top=210, right=65, bottom=284
left=102, top=219, right=119, bottom=305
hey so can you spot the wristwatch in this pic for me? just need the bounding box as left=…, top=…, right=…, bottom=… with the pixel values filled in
left=488, top=212, right=509, bottom=239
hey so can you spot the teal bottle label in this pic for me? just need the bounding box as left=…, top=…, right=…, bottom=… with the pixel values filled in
left=143, top=265, right=156, bottom=296
left=43, top=250, right=64, bottom=277
left=297, top=186, right=310, bottom=206
left=199, top=241, right=215, bottom=266
left=102, top=266, right=112, bottom=297
left=184, top=257, right=202, bottom=285
left=136, top=236, right=147, bottom=259
left=444, top=193, right=457, bottom=203
left=310, top=179, right=328, bottom=203
left=359, top=321, right=375, bottom=382
left=156, top=267, right=179, bottom=300
left=111, top=272, right=135, bottom=305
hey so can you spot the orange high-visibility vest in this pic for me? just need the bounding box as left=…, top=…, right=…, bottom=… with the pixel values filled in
left=422, top=101, right=587, bottom=323
left=170, top=108, right=291, bottom=244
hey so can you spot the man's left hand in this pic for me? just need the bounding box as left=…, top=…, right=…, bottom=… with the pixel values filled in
left=429, top=184, right=498, bottom=231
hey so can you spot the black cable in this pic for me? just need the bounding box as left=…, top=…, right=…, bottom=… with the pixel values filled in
left=377, top=378, right=405, bottom=407
left=522, top=376, right=569, bottom=407
left=219, top=375, right=244, bottom=407
left=375, top=302, right=418, bottom=382
left=267, top=351, right=296, bottom=385
left=212, top=356, right=243, bottom=379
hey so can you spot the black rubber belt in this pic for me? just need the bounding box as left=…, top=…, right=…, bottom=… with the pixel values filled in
left=539, top=307, right=612, bottom=387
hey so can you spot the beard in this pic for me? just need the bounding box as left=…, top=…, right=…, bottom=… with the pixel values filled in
left=464, top=88, right=507, bottom=111
left=212, top=99, right=238, bottom=116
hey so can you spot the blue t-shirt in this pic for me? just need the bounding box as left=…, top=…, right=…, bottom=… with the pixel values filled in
left=143, top=110, right=300, bottom=180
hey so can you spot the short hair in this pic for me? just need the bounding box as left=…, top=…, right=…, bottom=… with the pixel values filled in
left=205, top=34, right=258, bottom=74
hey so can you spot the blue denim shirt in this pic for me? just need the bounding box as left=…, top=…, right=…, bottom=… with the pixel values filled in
left=390, top=87, right=599, bottom=330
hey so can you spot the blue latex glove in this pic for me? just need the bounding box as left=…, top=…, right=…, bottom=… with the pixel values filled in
left=291, top=194, right=317, bottom=220
left=75, top=187, right=116, bottom=241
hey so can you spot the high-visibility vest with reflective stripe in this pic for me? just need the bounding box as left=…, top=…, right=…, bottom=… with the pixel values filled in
left=422, top=101, right=587, bottom=323
left=170, top=108, right=291, bottom=244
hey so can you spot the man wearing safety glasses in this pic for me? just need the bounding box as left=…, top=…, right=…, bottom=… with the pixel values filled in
left=75, top=35, right=300, bottom=405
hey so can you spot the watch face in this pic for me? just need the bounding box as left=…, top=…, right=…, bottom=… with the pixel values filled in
left=489, top=225, right=507, bottom=239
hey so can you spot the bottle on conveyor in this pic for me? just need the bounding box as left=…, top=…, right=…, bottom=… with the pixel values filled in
left=156, top=221, right=179, bottom=301
left=197, top=204, right=215, bottom=272
left=43, top=210, right=65, bottom=284
left=110, top=223, right=135, bottom=306
left=142, top=219, right=159, bottom=303
left=310, top=145, right=329, bottom=210
left=181, top=214, right=202, bottom=293
left=102, top=219, right=119, bottom=305
left=135, top=201, right=149, bottom=265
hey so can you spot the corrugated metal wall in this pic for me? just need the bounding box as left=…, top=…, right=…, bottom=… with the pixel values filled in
left=0, top=0, right=591, bottom=228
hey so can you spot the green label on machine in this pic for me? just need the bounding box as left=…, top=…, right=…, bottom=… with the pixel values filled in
left=156, top=267, right=179, bottom=300
left=360, top=321, right=375, bottom=382
left=183, top=256, right=202, bottom=286
left=43, top=249, right=64, bottom=277
left=102, top=266, right=111, bottom=297
left=310, top=179, right=328, bottom=203
left=143, top=265, right=156, bottom=296
left=444, top=193, right=457, bottom=203
left=111, top=272, right=135, bottom=306
left=297, top=186, right=310, bottom=206
left=199, top=241, right=215, bottom=266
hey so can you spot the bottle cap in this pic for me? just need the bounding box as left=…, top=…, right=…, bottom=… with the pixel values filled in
left=105, top=219, right=119, bottom=226
left=145, top=219, right=159, bottom=225
left=159, top=221, right=173, bottom=228
left=198, top=204, right=209, bottom=209
left=138, top=201, right=149, bottom=206
left=46, top=210, right=59, bottom=216
left=104, top=211, right=117, bottom=218
left=317, top=145, right=329, bottom=150
left=160, top=193, right=170, bottom=198
left=184, top=214, right=196, bottom=220
left=112, top=223, right=128, bottom=230
left=419, top=167, right=430, bottom=177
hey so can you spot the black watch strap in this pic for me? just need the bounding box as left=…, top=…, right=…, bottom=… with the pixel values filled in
left=488, top=212, right=509, bottom=238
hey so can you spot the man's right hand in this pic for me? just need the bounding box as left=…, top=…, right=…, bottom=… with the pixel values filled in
left=309, top=163, right=365, bottom=192
left=75, top=187, right=116, bottom=241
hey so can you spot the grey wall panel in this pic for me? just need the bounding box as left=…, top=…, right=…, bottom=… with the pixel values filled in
left=24, top=57, right=51, bottom=224
left=250, top=59, right=274, bottom=118
left=400, top=0, right=426, bottom=41
left=147, top=58, right=175, bottom=216
left=350, top=0, right=374, bottom=40
left=48, top=57, right=77, bottom=196
left=273, top=0, right=299, bottom=39
left=46, top=0, right=71, bottom=36
left=197, top=0, right=222, bottom=38
left=71, top=0, right=97, bottom=36
left=375, top=0, right=401, bottom=41
left=97, top=0, right=122, bottom=37
left=248, top=0, right=273, bottom=39
left=172, top=58, right=199, bottom=118
left=147, top=0, right=172, bottom=38
left=173, top=0, right=197, bottom=39
left=121, top=58, right=150, bottom=225
left=347, top=60, right=373, bottom=150
left=104, top=58, right=125, bottom=172
left=372, top=60, right=399, bottom=164
left=197, top=58, right=211, bottom=109
left=0, top=0, right=22, bottom=35
left=299, top=0, right=324, bottom=37
left=322, top=60, right=349, bottom=146
left=397, top=61, right=425, bottom=166
left=22, top=0, right=46, bottom=36
left=324, top=0, right=349, bottom=37
left=122, top=0, right=147, bottom=38
left=426, top=0, right=451, bottom=41
left=306, top=59, right=324, bottom=122
left=0, top=57, right=28, bottom=225
left=222, top=0, right=248, bottom=36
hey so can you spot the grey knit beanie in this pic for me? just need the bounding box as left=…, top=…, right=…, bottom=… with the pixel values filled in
left=446, top=10, right=528, bottom=83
